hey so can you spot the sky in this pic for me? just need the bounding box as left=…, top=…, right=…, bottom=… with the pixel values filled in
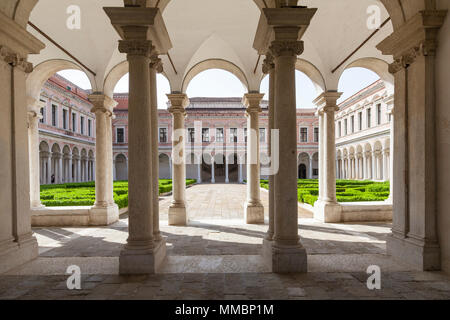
left=57, top=67, right=380, bottom=109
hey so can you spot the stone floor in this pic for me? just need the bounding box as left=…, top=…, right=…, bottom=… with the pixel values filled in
left=1, top=183, right=450, bottom=300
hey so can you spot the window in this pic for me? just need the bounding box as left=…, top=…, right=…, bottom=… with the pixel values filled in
left=367, top=108, right=372, bottom=128
left=188, top=128, right=195, bottom=142
left=389, top=113, right=392, bottom=122
left=88, top=119, right=92, bottom=137
left=216, top=128, right=224, bottom=142
left=313, top=169, right=319, bottom=176
left=80, top=116, right=85, bottom=135
left=40, top=107, right=45, bottom=123
left=344, top=118, right=348, bottom=135
left=159, top=127, right=167, bottom=143
left=72, top=112, right=77, bottom=132
left=300, top=127, right=308, bottom=142
left=351, top=115, right=355, bottom=133
left=230, top=128, right=238, bottom=142
left=62, top=109, right=68, bottom=129
left=202, top=128, right=209, bottom=142
left=259, top=128, right=266, bottom=143
left=244, top=128, right=248, bottom=143
left=358, top=112, right=363, bottom=131
left=117, top=128, right=125, bottom=143
left=338, top=121, right=341, bottom=137
left=51, top=105, right=57, bottom=127
left=314, top=127, right=319, bottom=142
left=377, top=103, right=381, bottom=125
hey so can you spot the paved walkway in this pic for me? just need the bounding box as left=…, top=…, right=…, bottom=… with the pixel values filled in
left=1, top=184, right=450, bottom=299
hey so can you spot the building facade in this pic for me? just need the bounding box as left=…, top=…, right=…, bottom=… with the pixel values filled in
left=335, top=79, right=392, bottom=182
left=38, top=75, right=392, bottom=185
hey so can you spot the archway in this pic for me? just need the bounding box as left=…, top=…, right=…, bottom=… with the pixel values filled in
left=159, top=154, right=171, bottom=179
left=227, top=154, right=239, bottom=183
left=201, top=153, right=213, bottom=183
left=214, top=154, right=226, bottom=183
left=115, top=154, right=128, bottom=181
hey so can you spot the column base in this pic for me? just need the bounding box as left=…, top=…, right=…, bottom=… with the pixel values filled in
left=244, top=201, right=264, bottom=224
left=90, top=204, right=119, bottom=226
left=313, top=200, right=342, bottom=223
left=0, top=235, right=38, bottom=274
left=387, top=233, right=440, bottom=271
left=119, top=239, right=167, bottom=274
left=168, top=204, right=188, bottom=226
left=262, top=239, right=307, bottom=273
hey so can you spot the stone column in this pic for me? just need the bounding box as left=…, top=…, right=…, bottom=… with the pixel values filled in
left=0, top=28, right=43, bottom=273
left=263, top=53, right=275, bottom=240
left=243, top=93, right=264, bottom=224
left=27, top=100, right=44, bottom=208
left=89, top=94, right=119, bottom=225
left=313, top=92, right=342, bottom=222
left=167, top=93, right=189, bottom=226
left=57, top=154, right=63, bottom=184
left=77, top=159, right=81, bottom=182
left=268, top=37, right=307, bottom=272
left=309, top=156, right=313, bottom=179
left=317, top=110, right=324, bottom=199
left=355, top=156, right=360, bottom=180
left=238, top=161, right=243, bottom=183
left=225, top=158, right=229, bottom=183
left=197, top=159, right=202, bottom=183
left=371, top=152, right=376, bottom=180
left=47, top=154, right=52, bottom=184
left=150, top=55, right=163, bottom=239
left=211, top=159, right=215, bottom=183
left=386, top=104, right=394, bottom=203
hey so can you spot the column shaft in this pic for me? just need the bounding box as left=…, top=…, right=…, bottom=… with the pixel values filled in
left=28, top=112, right=42, bottom=207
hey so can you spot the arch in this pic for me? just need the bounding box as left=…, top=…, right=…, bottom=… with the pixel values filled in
left=213, top=153, right=226, bottom=183
left=0, top=0, right=38, bottom=27
left=62, top=145, right=71, bottom=155
left=227, top=153, right=239, bottom=183
left=295, top=58, right=326, bottom=94
left=72, top=147, right=80, bottom=156
left=51, top=142, right=61, bottom=154
left=156, top=0, right=268, bottom=13
left=27, top=59, right=96, bottom=102
left=39, top=140, right=49, bottom=152
left=181, top=59, right=249, bottom=94
left=115, top=154, right=128, bottom=181
left=340, top=57, right=394, bottom=93
left=159, top=153, right=171, bottom=179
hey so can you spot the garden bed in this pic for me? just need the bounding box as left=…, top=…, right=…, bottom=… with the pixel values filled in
left=260, top=179, right=390, bottom=206
left=40, top=179, right=197, bottom=209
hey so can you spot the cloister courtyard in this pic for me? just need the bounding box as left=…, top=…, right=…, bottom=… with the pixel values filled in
left=2, top=183, right=450, bottom=300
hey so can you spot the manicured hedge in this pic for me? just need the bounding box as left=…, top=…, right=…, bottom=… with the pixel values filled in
left=40, top=179, right=196, bottom=209
left=261, top=179, right=390, bottom=206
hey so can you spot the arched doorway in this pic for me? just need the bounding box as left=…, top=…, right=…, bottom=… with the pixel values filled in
left=214, top=154, right=226, bottom=183
left=115, top=154, right=128, bottom=181
left=159, top=154, right=171, bottom=179
left=227, top=153, right=239, bottom=183
left=298, top=164, right=307, bottom=179
left=201, top=153, right=212, bottom=183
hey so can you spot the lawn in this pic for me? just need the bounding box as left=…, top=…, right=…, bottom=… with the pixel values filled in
left=260, top=179, right=390, bottom=206
left=40, top=179, right=197, bottom=209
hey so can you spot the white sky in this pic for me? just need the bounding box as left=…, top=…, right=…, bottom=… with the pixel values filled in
left=57, top=67, right=380, bottom=109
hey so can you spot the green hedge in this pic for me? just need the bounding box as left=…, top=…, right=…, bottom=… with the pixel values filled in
left=41, top=179, right=197, bottom=209
left=261, top=179, right=389, bottom=206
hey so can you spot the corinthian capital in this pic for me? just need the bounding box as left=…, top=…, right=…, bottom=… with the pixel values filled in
left=0, top=45, right=33, bottom=73
left=262, top=53, right=275, bottom=74
left=150, top=54, right=163, bottom=73
left=118, top=40, right=153, bottom=56
left=269, top=40, right=304, bottom=57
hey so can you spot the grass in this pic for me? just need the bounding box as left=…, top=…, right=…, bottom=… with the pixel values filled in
left=260, top=179, right=390, bottom=206
left=40, top=179, right=197, bottom=209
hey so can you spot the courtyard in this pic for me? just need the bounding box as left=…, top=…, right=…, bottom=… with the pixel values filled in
left=1, top=184, right=449, bottom=300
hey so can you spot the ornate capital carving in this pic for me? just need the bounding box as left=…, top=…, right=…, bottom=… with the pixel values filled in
left=269, top=40, right=304, bottom=57
left=118, top=40, right=153, bottom=56
left=150, top=54, right=163, bottom=73
left=0, top=45, right=33, bottom=73
left=262, top=53, right=275, bottom=74
left=388, top=39, right=439, bottom=74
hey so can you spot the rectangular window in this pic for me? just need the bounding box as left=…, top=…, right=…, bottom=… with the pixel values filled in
left=314, top=127, right=319, bottom=142
left=377, top=103, right=381, bottom=125
left=344, top=119, right=348, bottom=135
left=259, top=128, right=266, bottom=143
left=216, top=128, right=224, bottom=142
left=88, top=119, right=92, bottom=137
left=117, top=127, right=125, bottom=143
left=338, top=121, right=341, bottom=137
left=188, top=128, right=195, bottom=142
left=313, top=169, right=319, bottom=176
left=244, top=128, right=248, bottom=143
left=72, top=113, right=77, bottom=132
left=159, top=127, right=167, bottom=143
left=39, top=100, right=46, bottom=124
left=358, top=112, right=363, bottom=131
left=351, top=115, right=355, bottom=133
left=367, top=108, right=372, bottom=128
left=389, top=113, right=392, bottom=122
left=80, top=116, right=85, bottom=135
left=52, top=105, right=57, bottom=127
left=230, top=128, right=238, bottom=142
left=202, top=128, right=209, bottom=142
left=300, top=127, right=308, bottom=142
left=62, top=109, right=68, bottom=129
